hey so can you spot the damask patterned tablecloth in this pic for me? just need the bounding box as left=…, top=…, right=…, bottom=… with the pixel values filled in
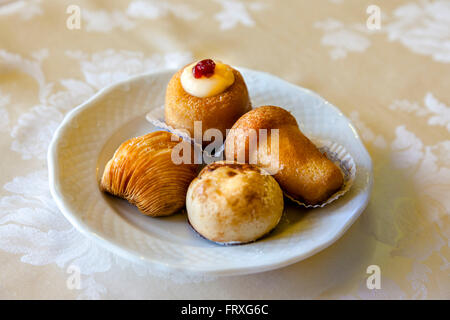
left=0, top=0, right=448, bottom=299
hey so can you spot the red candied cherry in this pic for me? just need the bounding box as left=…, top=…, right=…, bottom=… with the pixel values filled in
left=192, top=59, right=216, bottom=78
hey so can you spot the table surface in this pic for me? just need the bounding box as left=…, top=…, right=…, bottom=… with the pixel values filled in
left=0, top=0, right=448, bottom=299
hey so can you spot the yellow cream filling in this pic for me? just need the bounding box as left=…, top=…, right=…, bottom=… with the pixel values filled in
left=180, top=60, right=235, bottom=98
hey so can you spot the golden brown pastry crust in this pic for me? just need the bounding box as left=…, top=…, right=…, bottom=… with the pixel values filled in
left=225, top=106, right=344, bottom=205
left=186, top=161, right=284, bottom=244
left=164, top=65, right=251, bottom=140
left=100, top=131, right=198, bottom=216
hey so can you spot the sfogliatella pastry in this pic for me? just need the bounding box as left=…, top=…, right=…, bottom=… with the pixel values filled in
left=100, top=131, right=198, bottom=216
left=165, top=59, right=251, bottom=141
left=225, top=106, right=344, bottom=205
left=186, top=161, right=284, bottom=244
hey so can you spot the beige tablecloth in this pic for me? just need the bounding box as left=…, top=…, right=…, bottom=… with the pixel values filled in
left=0, top=0, right=449, bottom=299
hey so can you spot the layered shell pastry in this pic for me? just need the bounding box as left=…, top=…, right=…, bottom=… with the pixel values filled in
left=100, top=131, right=198, bottom=217
left=100, top=59, right=346, bottom=245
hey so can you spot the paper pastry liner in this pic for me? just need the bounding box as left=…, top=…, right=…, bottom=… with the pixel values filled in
left=146, top=105, right=225, bottom=160
left=285, top=139, right=356, bottom=209
left=147, top=108, right=355, bottom=208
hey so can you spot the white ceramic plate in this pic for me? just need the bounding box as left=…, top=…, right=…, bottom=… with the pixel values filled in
left=48, top=68, right=373, bottom=276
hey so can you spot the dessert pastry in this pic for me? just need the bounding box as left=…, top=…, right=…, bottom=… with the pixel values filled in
left=100, top=131, right=198, bottom=216
left=165, top=59, right=251, bottom=142
left=186, top=161, right=284, bottom=244
left=225, top=106, right=344, bottom=205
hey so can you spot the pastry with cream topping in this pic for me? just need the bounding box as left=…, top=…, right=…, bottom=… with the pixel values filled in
left=165, top=59, right=251, bottom=143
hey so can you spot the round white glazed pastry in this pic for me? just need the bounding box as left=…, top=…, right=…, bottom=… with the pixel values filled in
left=180, top=60, right=235, bottom=98
left=186, top=161, right=284, bottom=245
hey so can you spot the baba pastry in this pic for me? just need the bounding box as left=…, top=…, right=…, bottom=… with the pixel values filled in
left=100, top=131, right=198, bottom=216
left=225, top=106, right=344, bottom=205
left=165, top=59, right=251, bottom=142
left=186, top=161, right=284, bottom=244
